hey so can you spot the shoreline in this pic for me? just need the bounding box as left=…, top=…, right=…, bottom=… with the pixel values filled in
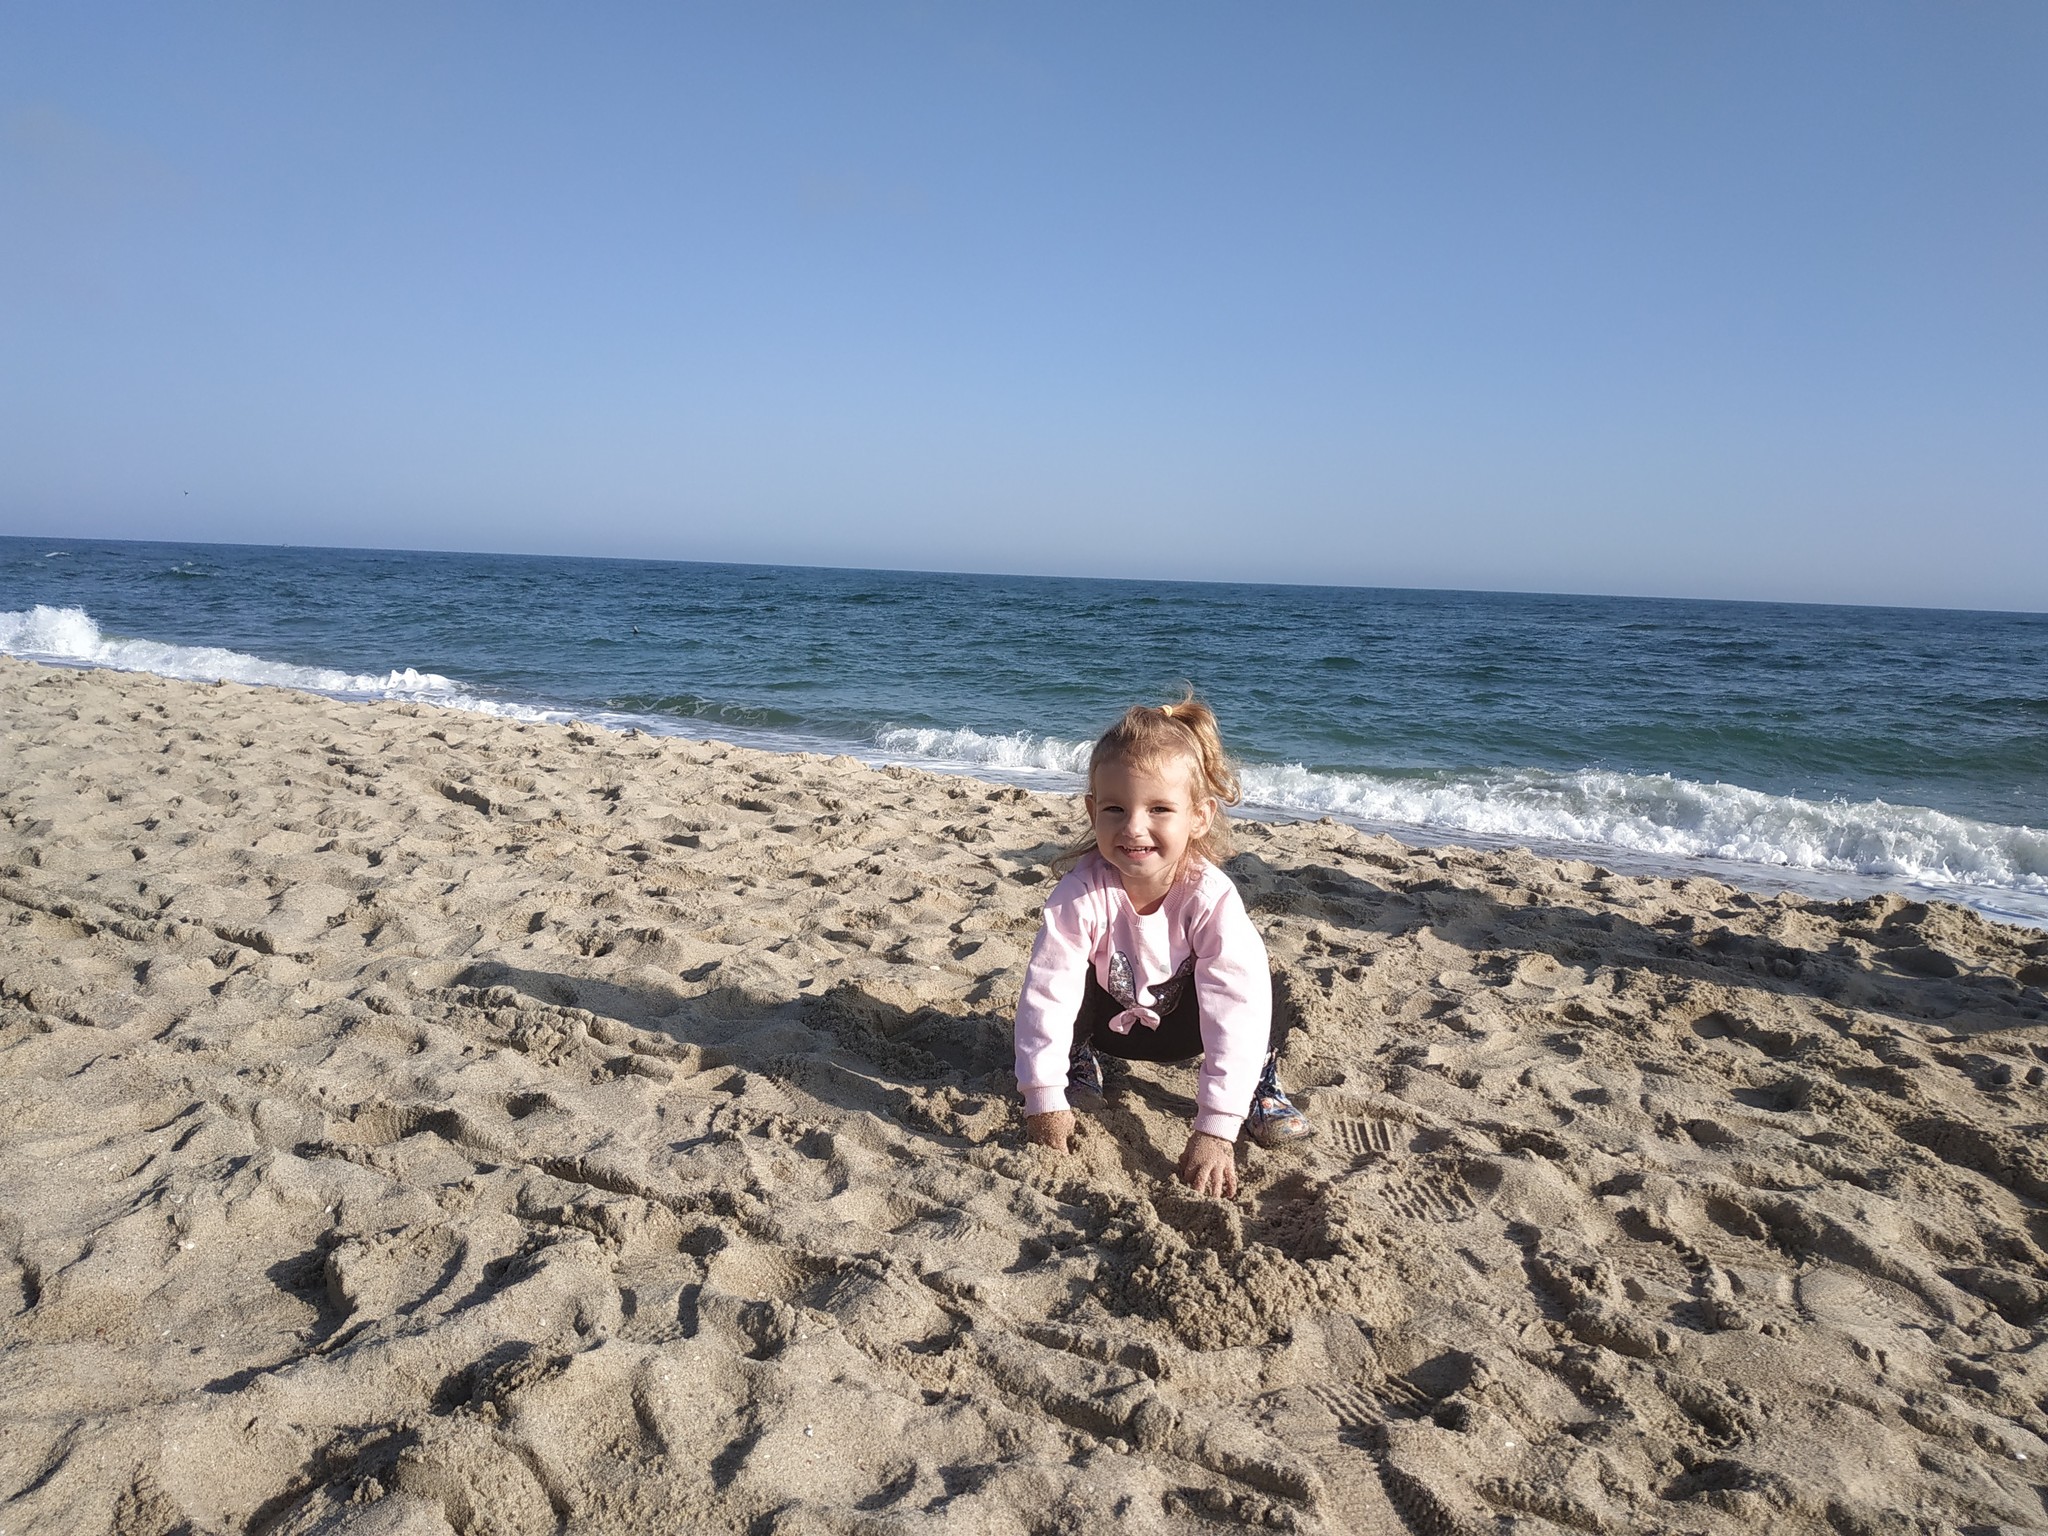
left=11, top=649, right=2046, bottom=933
left=3, top=658, right=2045, bottom=1534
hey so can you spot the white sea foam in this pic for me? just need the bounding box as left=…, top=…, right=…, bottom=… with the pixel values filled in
left=872, top=725, right=1094, bottom=775
left=873, top=722, right=2047, bottom=900
left=1238, top=763, right=2048, bottom=894
left=0, top=605, right=558, bottom=722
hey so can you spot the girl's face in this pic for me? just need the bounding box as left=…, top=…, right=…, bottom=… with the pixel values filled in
left=1086, top=754, right=1215, bottom=910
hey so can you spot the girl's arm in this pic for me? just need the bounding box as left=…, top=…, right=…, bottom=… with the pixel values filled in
left=1012, top=877, right=1101, bottom=1118
left=1187, top=883, right=1273, bottom=1143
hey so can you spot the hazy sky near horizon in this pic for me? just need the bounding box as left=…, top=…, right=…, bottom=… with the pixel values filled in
left=3, top=4, right=2044, bottom=610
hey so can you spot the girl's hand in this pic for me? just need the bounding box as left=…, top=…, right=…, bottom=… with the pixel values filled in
left=1025, top=1110, right=1075, bottom=1154
left=1177, top=1131, right=1238, bottom=1198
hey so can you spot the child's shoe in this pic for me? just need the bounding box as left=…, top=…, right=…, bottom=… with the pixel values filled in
left=1068, top=1042, right=1107, bottom=1110
left=1245, top=1055, right=1313, bottom=1149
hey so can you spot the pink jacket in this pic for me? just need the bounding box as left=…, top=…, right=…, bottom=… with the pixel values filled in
left=1013, top=850, right=1272, bottom=1141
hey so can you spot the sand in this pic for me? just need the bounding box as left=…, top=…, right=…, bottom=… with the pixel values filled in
left=1, top=658, right=2044, bottom=1536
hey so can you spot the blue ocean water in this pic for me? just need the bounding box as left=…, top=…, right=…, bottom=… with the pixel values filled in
left=5, top=536, right=2045, bottom=924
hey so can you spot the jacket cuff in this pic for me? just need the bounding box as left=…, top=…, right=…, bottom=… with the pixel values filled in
left=1022, top=1084, right=1071, bottom=1117
left=1192, top=1110, right=1244, bottom=1142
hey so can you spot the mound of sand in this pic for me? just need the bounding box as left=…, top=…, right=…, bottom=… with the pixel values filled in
left=1, top=659, right=2044, bottom=1535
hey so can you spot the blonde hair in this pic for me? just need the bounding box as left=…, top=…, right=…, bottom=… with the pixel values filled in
left=1057, top=691, right=1242, bottom=874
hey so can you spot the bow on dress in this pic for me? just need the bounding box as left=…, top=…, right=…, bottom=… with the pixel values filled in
left=1103, top=1000, right=1161, bottom=1035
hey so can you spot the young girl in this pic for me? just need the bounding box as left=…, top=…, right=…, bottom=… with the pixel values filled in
left=1014, top=696, right=1310, bottom=1198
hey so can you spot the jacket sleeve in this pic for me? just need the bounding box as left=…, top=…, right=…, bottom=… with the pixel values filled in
left=1013, top=871, right=1100, bottom=1117
left=1189, top=881, right=1273, bottom=1141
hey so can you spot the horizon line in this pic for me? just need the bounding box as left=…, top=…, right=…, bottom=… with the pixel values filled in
left=3, top=529, right=2042, bottom=621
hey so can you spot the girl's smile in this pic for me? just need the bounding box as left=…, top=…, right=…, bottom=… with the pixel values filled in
left=1086, top=756, right=1216, bottom=913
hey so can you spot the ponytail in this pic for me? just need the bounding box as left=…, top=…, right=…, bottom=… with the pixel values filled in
left=1154, top=694, right=1242, bottom=810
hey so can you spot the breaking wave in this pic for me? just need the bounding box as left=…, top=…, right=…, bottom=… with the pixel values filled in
left=875, top=724, right=2047, bottom=896
left=872, top=725, right=1093, bottom=776
left=0, top=605, right=555, bottom=721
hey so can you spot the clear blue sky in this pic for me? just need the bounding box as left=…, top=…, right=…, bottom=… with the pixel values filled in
left=3, top=3, right=2043, bottom=609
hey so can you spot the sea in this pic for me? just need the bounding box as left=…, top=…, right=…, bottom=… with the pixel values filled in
left=4, top=536, right=2045, bottom=928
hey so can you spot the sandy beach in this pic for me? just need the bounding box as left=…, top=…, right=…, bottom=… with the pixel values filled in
left=2, top=657, right=2044, bottom=1535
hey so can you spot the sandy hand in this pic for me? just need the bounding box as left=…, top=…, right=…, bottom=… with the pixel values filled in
left=1024, top=1109, right=1075, bottom=1154
left=1177, top=1131, right=1238, bottom=1198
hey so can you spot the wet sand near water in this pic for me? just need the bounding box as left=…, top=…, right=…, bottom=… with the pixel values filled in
left=2, top=658, right=2045, bottom=1535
